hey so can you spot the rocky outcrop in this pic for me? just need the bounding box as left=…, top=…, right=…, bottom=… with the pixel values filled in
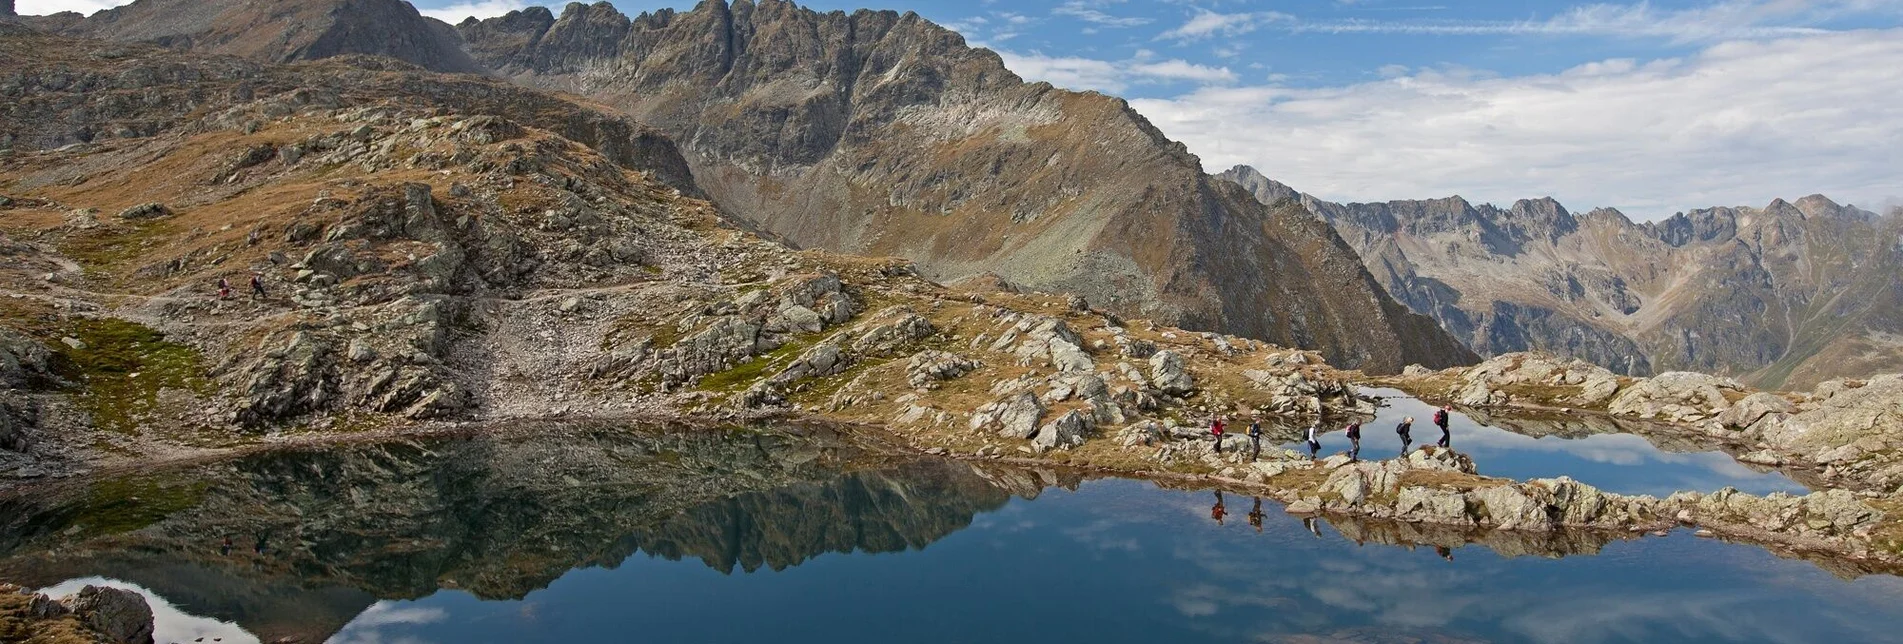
left=61, top=585, right=155, bottom=644
left=457, top=1, right=1476, bottom=374
left=1451, top=352, right=1622, bottom=408
left=1606, top=372, right=1740, bottom=424
left=1220, top=165, right=1903, bottom=389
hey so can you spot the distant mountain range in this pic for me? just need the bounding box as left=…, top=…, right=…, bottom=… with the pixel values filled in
left=1219, top=165, right=1903, bottom=389
left=2, top=0, right=1477, bottom=373
left=16, top=0, right=1900, bottom=386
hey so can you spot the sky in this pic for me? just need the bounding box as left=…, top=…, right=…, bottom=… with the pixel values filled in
left=18, top=0, right=1903, bottom=218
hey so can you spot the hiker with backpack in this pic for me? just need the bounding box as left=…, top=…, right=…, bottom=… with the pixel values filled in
left=1434, top=405, right=1453, bottom=448
left=1211, top=416, right=1226, bottom=454
left=250, top=272, right=267, bottom=298
left=1304, top=423, right=1321, bottom=459
left=1396, top=416, right=1414, bottom=455
left=1247, top=416, right=1264, bottom=460
left=1345, top=420, right=1362, bottom=461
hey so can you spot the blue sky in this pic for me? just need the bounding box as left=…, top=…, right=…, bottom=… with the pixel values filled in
left=21, top=0, right=1903, bottom=217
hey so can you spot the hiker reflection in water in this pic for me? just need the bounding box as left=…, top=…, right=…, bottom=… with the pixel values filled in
left=1211, top=491, right=1227, bottom=525
left=1248, top=497, right=1265, bottom=533
left=1303, top=516, right=1323, bottom=538
left=1436, top=545, right=1455, bottom=562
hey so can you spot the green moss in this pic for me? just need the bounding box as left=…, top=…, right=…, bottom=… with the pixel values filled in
left=55, top=318, right=210, bottom=434
left=64, top=476, right=208, bottom=538
left=696, top=339, right=812, bottom=394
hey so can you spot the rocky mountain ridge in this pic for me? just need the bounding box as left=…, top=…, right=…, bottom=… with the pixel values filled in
left=1, top=0, right=1476, bottom=373
left=1219, top=164, right=1903, bottom=389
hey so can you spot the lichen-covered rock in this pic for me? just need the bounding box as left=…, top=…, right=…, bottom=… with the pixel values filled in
left=1716, top=392, right=1796, bottom=432
left=115, top=202, right=171, bottom=220
left=1607, top=371, right=1739, bottom=423
left=852, top=310, right=935, bottom=356
left=905, top=350, right=980, bottom=389
left=1148, top=350, right=1194, bottom=396
left=1395, top=486, right=1472, bottom=525
left=1032, top=409, right=1092, bottom=451
left=0, top=327, right=57, bottom=389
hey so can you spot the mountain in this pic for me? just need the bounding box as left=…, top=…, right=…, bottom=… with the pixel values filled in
left=1218, top=165, right=1903, bottom=389
left=450, top=0, right=1474, bottom=372
left=10, top=0, right=483, bottom=74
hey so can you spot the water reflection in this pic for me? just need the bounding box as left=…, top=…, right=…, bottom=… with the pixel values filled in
left=0, top=428, right=1893, bottom=643
left=1296, top=388, right=1807, bottom=496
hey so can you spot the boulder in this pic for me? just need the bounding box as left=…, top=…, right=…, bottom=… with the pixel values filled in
left=1148, top=350, right=1194, bottom=396
left=115, top=202, right=171, bottom=220
left=0, top=327, right=58, bottom=389
left=1032, top=409, right=1092, bottom=451
left=1715, top=392, right=1795, bottom=431
left=1394, top=486, right=1472, bottom=525
left=906, top=350, right=980, bottom=389
left=994, top=392, right=1045, bottom=439
left=1607, top=371, right=1739, bottom=423
left=1470, top=484, right=1553, bottom=530
left=60, top=585, right=155, bottom=644
left=852, top=311, right=935, bottom=356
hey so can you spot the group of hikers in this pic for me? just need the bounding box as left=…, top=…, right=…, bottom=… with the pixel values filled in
left=215, top=272, right=269, bottom=300
left=1207, top=404, right=1455, bottom=463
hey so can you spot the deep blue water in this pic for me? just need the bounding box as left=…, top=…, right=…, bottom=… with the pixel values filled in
left=1284, top=388, right=1805, bottom=497
left=325, top=479, right=1902, bottom=644
left=0, top=421, right=1869, bottom=644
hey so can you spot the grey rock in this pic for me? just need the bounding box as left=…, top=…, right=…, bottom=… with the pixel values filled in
left=60, top=585, right=155, bottom=644
left=1148, top=350, right=1194, bottom=396
left=1032, top=409, right=1092, bottom=451
left=115, top=202, right=171, bottom=220
left=995, top=392, right=1046, bottom=440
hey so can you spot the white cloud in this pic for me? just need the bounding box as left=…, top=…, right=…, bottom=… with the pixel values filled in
left=1053, top=0, right=1151, bottom=28
left=998, top=50, right=1236, bottom=93
left=417, top=0, right=540, bottom=23
left=1158, top=9, right=1293, bottom=42
left=1289, top=0, right=1902, bottom=43
left=1127, top=28, right=1903, bottom=218
left=15, top=0, right=128, bottom=15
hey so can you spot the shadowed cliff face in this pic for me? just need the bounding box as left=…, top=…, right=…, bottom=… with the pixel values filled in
left=1220, top=165, right=1903, bottom=388
left=453, top=0, right=1475, bottom=372
left=0, top=425, right=1041, bottom=642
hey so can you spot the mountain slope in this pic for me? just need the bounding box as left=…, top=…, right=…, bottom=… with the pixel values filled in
left=455, top=0, right=1474, bottom=372
left=1219, top=165, right=1903, bottom=389
left=12, top=0, right=482, bottom=73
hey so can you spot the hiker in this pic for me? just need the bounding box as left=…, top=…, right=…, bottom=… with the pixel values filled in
left=1434, top=405, right=1452, bottom=448
left=1397, top=416, right=1414, bottom=455
left=1211, top=416, right=1226, bottom=454
left=221, top=536, right=233, bottom=556
left=1248, top=497, right=1265, bottom=533
left=1304, top=423, right=1321, bottom=459
left=217, top=276, right=231, bottom=300
left=250, top=272, right=267, bottom=298
left=1345, top=421, right=1362, bottom=461
left=1247, top=416, right=1264, bottom=460
left=1211, top=490, right=1227, bottom=525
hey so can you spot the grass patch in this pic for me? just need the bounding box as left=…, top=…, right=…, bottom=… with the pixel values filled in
left=54, top=317, right=210, bottom=434
left=56, top=220, right=177, bottom=284
left=696, top=338, right=814, bottom=395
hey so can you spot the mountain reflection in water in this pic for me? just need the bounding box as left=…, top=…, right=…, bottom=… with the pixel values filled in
left=1, top=425, right=1899, bottom=643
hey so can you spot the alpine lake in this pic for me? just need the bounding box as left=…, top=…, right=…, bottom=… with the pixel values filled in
left=4, top=391, right=1900, bottom=644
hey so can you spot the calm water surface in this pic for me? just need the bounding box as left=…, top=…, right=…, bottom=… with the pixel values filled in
left=1287, top=388, right=1806, bottom=497
left=0, top=425, right=1882, bottom=644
